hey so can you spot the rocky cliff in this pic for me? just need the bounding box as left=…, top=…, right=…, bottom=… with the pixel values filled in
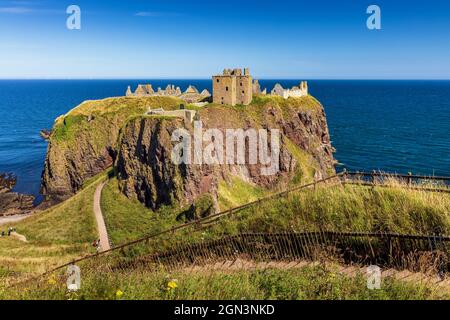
left=42, top=95, right=336, bottom=209
left=115, top=96, right=336, bottom=210
left=41, top=96, right=183, bottom=203
left=0, top=174, right=34, bottom=216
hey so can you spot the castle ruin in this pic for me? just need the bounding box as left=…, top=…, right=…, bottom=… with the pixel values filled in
left=212, top=68, right=253, bottom=106
left=146, top=106, right=197, bottom=123
left=125, top=68, right=308, bottom=107
left=126, top=84, right=211, bottom=104
left=271, top=81, right=308, bottom=99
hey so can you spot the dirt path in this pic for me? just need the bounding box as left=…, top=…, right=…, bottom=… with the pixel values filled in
left=93, top=181, right=111, bottom=252
left=0, top=214, right=32, bottom=226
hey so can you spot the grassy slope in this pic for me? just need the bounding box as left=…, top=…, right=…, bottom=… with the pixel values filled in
left=52, top=96, right=184, bottom=143
left=213, top=183, right=450, bottom=236
left=2, top=263, right=446, bottom=300
left=100, top=175, right=450, bottom=250
left=218, top=175, right=266, bottom=209
left=0, top=173, right=106, bottom=280
left=1, top=167, right=448, bottom=299
left=2, top=95, right=448, bottom=299
left=101, top=178, right=177, bottom=245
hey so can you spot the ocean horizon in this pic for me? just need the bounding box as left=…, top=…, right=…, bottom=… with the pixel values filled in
left=1, top=79, right=449, bottom=202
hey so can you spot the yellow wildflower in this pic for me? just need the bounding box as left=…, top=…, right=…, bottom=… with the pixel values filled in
left=116, top=289, right=124, bottom=298
left=48, top=275, right=57, bottom=285
left=167, top=280, right=178, bottom=290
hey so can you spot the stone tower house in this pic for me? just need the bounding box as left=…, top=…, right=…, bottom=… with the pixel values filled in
left=212, top=68, right=253, bottom=106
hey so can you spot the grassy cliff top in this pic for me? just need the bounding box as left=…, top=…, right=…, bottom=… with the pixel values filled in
left=51, top=96, right=184, bottom=143
left=51, top=95, right=323, bottom=140
left=47, top=94, right=325, bottom=166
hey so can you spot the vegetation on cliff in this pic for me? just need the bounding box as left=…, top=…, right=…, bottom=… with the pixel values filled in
left=114, top=95, right=335, bottom=212
left=99, top=176, right=450, bottom=250
left=3, top=95, right=448, bottom=299
left=42, top=95, right=335, bottom=206
left=41, top=96, right=184, bottom=202
left=0, top=173, right=105, bottom=280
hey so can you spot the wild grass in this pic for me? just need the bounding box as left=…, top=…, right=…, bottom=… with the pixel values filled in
left=99, top=175, right=450, bottom=258
left=214, top=183, right=450, bottom=236
left=284, top=137, right=318, bottom=184
left=0, top=173, right=105, bottom=284
left=218, top=176, right=266, bottom=210
left=51, top=96, right=183, bottom=148
left=100, top=178, right=178, bottom=245
left=1, top=263, right=446, bottom=300
left=2, top=175, right=449, bottom=298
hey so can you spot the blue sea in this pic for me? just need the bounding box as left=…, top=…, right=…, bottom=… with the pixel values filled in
left=0, top=80, right=449, bottom=202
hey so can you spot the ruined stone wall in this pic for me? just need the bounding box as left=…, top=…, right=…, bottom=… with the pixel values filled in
left=212, top=68, right=253, bottom=106
left=213, top=76, right=236, bottom=106
left=236, top=75, right=253, bottom=105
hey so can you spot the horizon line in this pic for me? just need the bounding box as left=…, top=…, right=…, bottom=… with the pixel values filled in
left=1, top=78, right=450, bottom=81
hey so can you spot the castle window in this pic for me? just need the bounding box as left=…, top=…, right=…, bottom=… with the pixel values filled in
left=217, top=79, right=219, bottom=83
left=242, top=91, right=244, bottom=94
left=240, top=82, right=242, bottom=86
left=226, top=87, right=229, bottom=91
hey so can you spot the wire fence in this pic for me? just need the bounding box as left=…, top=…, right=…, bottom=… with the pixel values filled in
left=342, top=170, right=450, bottom=193
left=113, top=231, right=450, bottom=275
left=9, top=170, right=450, bottom=288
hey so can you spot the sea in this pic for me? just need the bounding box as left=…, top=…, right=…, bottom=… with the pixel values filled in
left=0, top=80, right=449, bottom=203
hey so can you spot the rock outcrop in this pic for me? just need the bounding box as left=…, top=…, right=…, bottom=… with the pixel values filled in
left=41, top=95, right=336, bottom=210
left=0, top=174, right=34, bottom=216
left=116, top=117, right=219, bottom=210
left=115, top=96, right=336, bottom=210
left=40, top=96, right=183, bottom=204
left=41, top=141, right=114, bottom=203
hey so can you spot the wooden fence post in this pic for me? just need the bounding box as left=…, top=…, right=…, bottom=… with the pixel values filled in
left=342, top=168, right=348, bottom=185
left=371, top=170, right=376, bottom=188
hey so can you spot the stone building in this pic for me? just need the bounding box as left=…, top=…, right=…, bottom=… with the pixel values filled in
left=271, top=81, right=308, bottom=99
left=126, top=83, right=210, bottom=104
left=146, top=106, right=197, bottom=123
left=212, top=68, right=253, bottom=106
left=252, top=79, right=261, bottom=95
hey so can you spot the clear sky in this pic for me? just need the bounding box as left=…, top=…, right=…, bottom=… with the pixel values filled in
left=0, top=0, right=449, bottom=79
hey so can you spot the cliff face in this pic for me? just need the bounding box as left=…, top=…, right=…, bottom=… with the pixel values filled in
left=115, top=96, right=336, bottom=210
left=41, top=136, right=114, bottom=203
left=116, top=117, right=218, bottom=210
left=41, top=96, right=183, bottom=203
left=42, top=95, right=335, bottom=209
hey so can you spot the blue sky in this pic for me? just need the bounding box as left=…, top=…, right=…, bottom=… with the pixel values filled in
left=0, top=0, right=449, bottom=79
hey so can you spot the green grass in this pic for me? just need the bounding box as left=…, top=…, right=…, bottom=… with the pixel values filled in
left=100, top=178, right=172, bottom=245
left=209, top=183, right=450, bottom=236
left=100, top=174, right=450, bottom=254
left=1, top=263, right=446, bottom=300
left=101, top=175, right=268, bottom=246
left=284, top=137, right=318, bottom=184
left=50, top=96, right=183, bottom=147
left=9, top=178, right=101, bottom=245
left=0, top=173, right=106, bottom=282
left=218, top=175, right=266, bottom=210
left=1, top=175, right=449, bottom=297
